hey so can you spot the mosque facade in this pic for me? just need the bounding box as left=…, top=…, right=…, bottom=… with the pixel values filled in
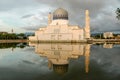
left=29, top=8, right=90, bottom=42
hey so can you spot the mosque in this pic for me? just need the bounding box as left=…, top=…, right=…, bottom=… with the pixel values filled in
left=29, top=8, right=90, bottom=42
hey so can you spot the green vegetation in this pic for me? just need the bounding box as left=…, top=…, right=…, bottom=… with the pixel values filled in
left=0, top=43, right=27, bottom=49
left=0, top=33, right=27, bottom=40
left=91, top=33, right=104, bottom=39
left=91, top=33, right=120, bottom=39
left=116, top=8, right=120, bottom=20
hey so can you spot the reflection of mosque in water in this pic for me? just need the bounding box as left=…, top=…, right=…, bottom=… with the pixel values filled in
left=29, top=43, right=91, bottom=74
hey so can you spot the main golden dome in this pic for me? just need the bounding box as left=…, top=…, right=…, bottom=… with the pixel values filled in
left=53, top=8, right=68, bottom=20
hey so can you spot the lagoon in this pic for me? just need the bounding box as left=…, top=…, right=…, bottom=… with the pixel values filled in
left=0, top=43, right=120, bottom=80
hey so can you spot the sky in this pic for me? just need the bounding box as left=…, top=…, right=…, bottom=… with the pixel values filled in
left=0, top=0, right=120, bottom=33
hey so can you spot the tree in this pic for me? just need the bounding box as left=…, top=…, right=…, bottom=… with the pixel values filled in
left=17, top=33, right=25, bottom=37
left=116, top=8, right=120, bottom=20
left=17, top=33, right=27, bottom=39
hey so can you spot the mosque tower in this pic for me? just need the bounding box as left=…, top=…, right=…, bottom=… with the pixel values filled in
left=48, top=12, right=52, bottom=25
left=85, top=10, right=90, bottom=39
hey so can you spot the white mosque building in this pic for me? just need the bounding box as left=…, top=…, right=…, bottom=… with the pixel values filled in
left=29, top=8, right=90, bottom=42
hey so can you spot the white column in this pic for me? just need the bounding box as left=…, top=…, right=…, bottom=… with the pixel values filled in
left=85, top=10, right=90, bottom=39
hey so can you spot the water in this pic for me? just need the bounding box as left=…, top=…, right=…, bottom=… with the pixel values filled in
left=0, top=43, right=120, bottom=80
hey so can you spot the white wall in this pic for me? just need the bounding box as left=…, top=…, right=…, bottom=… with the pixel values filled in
left=29, top=20, right=85, bottom=41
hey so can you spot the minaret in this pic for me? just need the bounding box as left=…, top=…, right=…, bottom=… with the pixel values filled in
left=48, top=12, right=52, bottom=25
left=84, top=44, right=90, bottom=73
left=85, top=10, right=90, bottom=39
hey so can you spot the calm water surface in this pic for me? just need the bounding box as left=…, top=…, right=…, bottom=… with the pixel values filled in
left=0, top=43, right=120, bottom=80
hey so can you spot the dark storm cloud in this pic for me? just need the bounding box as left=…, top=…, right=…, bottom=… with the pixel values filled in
left=35, top=0, right=107, bottom=23
left=35, top=0, right=120, bottom=32
left=36, top=0, right=106, bottom=17
left=0, top=0, right=119, bottom=32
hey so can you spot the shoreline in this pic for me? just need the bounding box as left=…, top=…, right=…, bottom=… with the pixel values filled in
left=0, top=39, right=120, bottom=44
left=88, top=39, right=120, bottom=44
left=0, top=40, right=28, bottom=43
left=29, top=39, right=120, bottom=44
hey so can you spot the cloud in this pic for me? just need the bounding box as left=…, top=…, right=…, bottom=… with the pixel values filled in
left=0, top=0, right=120, bottom=32
left=21, top=14, right=48, bottom=31
left=33, top=0, right=120, bottom=32
left=22, top=25, right=39, bottom=31
left=21, top=14, right=34, bottom=19
left=0, top=0, right=39, bottom=11
left=0, top=19, right=26, bottom=33
left=0, top=19, right=12, bottom=32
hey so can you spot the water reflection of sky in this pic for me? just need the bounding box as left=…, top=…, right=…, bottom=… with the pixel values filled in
left=0, top=43, right=120, bottom=80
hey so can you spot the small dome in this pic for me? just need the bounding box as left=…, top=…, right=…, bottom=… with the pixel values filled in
left=53, top=8, right=68, bottom=20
